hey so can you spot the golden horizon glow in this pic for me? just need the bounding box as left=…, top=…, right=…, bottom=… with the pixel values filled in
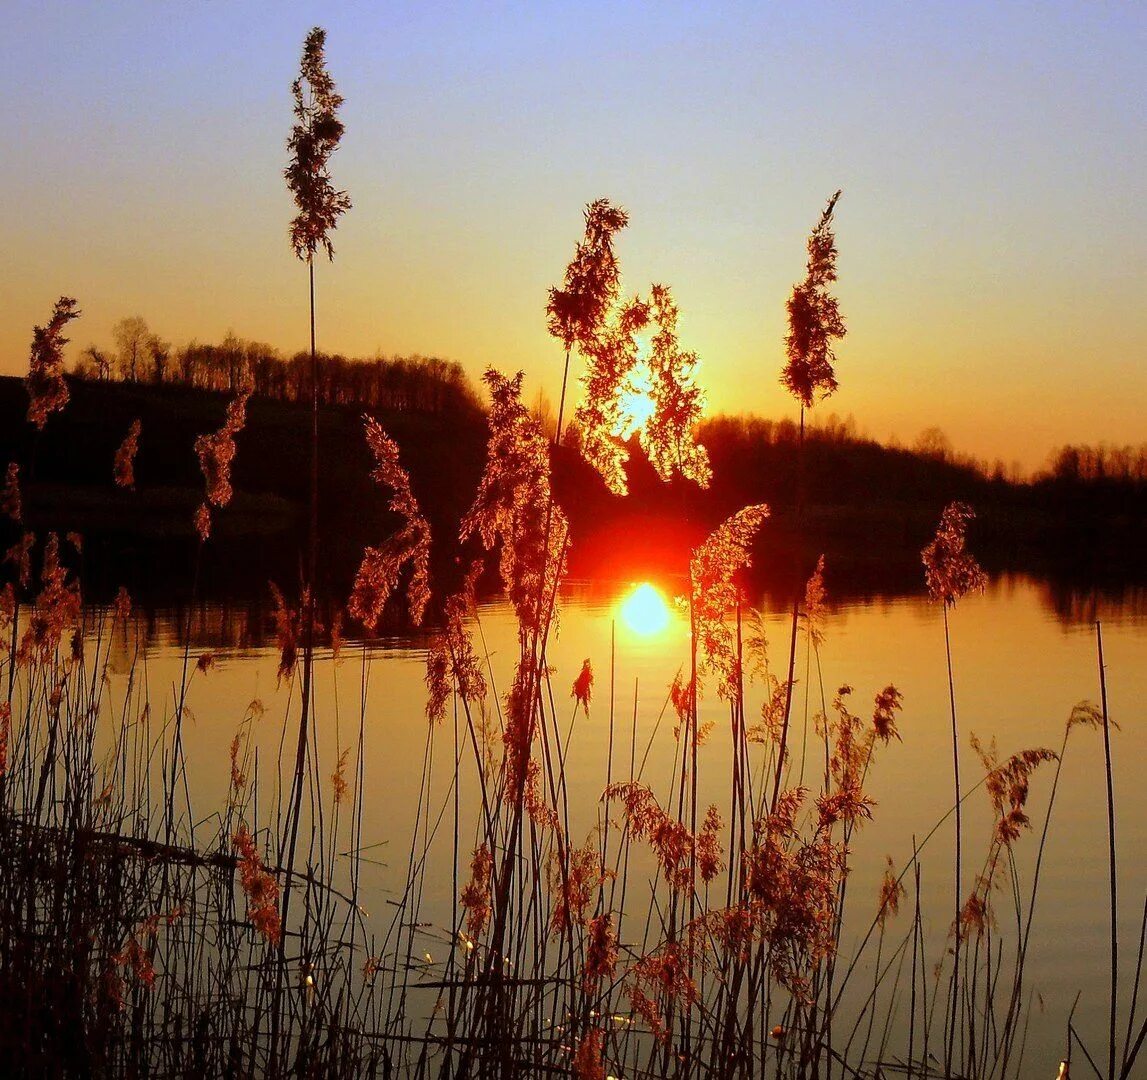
left=3, top=6, right=1143, bottom=471
left=619, top=582, right=671, bottom=637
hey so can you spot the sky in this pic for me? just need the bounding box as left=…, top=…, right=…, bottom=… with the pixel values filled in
left=4, top=1, right=1144, bottom=471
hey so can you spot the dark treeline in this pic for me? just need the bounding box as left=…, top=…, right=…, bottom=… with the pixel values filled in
left=555, top=411, right=1018, bottom=588
left=558, top=412, right=1147, bottom=594
left=74, top=320, right=483, bottom=418
left=1043, top=442, right=1147, bottom=486
left=0, top=373, right=487, bottom=607
left=2, top=364, right=1143, bottom=605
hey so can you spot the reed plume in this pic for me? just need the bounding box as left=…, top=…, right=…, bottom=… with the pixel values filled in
left=17, top=534, right=81, bottom=667
left=1, top=464, right=22, bottom=523
left=781, top=191, right=844, bottom=408
left=641, top=284, right=712, bottom=488
left=573, top=295, right=650, bottom=493
left=922, top=501, right=988, bottom=606
left=113, top=419, right=142, bottom=490
left=461, top=368, right=568, bottom=636
left=233, top=825, right=283, bottom=946
left=572, top=658, right=593, bottom=714
left=547, top=198, right=628, bottom=355
left=192, top=387, right=251, bottom=541
left=0, top=702, right=10, bottom=778
left=348, top=416, right=432, bottom=629
left=691, top=504, right=770, bottom=699
left=425, top=562, right=487, bottom=723
left=25, top=297, right=79, bottom=430
left=286, top=28, right=351, bottom=263
left=268, top=582, right=301, bottom=684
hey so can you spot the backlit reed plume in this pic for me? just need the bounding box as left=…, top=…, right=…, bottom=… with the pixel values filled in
left=112, top=585, right=132, bottom=623
left=971, top=735, right=1058, bottom=848
left=269, top=582, right=301, bottom=683
left=628, top=934, right=705, bottom=1041
left=803, top=554, right=827, bottom=647
left=573, top=1028, right=606, bottom=1080
left=0, top=702, right=10, bottom=778
left=17, top=534, right=81, bottom=667
left=425, top=562, right=487, bottom=723
left=872, top=684, right=904, bottom=744
left=547, top=835, right=609, bottom=934
left=573, top=295, right=649, bottom=493
left=232, top=825, right=282, bottom=946
left=229, top=733, right=247, bottom=794
left=546, top=198, right=628, bottom=356
left=2, top=464, right=21, bottom=523
left=640, top=284, right=712, bottom=487
left=460, top=843, right=494, bottom=937
left=922, top=501, right=988, bottom=605
left=606, top=781, right=724, bottom=890
left=549, top=197, right=634, bottom=492
left=286, top=28, right=351, bottom=263
left=113, top=419, right=141, bottom=490
left=348, top=417, right=431, bottom=629
left=956, top=738, right=1056, bottom=947
left=690, top=504, right=770, bottom=698
left=461, top=369, right=568, bottom=635
left=583, top=912, right=618, bottom=986
left=193, top=387, right=251, bottom=541
left=572, top=658, right=593, bottom=714
left=816, top=686, right=875, bottom=828
left=5, top=532, right=34, bottom=590
left=781, top=191, right=844, bottom=408
left=331, top=748, right=350, bottom=805
left=26, top=296, right=80, bottom=429
left=877, top=855, right=906, bottom=926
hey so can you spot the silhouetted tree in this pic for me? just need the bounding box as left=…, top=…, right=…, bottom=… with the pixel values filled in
left=112, top=316, right=154, bottom=383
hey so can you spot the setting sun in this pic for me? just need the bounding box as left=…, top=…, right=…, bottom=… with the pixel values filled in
left=614, top=342, right=656, bottom=439
left=619, top=581, right=671, bottom=636
left=617, top=382, right=656, bottom=435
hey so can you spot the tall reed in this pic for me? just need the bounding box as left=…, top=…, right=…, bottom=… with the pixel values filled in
left=281, top=27, right=352, bottom=1043
left=921, top=500, right=987, bottom=1076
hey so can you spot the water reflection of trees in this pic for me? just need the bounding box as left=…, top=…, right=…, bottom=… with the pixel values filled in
left=96, top=572, right=1147, bottom=656
left=145, top=601, right=266, bottom=654
left=141, top=598, right=432, bottom=654
left=1034, top=578, right=1147, bottom=627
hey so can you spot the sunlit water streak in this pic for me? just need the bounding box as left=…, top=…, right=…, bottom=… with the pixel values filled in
left=111, top=574, right=1145, bottom=1069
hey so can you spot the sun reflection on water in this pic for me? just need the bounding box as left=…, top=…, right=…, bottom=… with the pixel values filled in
left=618, top=582, right=671, bottom=636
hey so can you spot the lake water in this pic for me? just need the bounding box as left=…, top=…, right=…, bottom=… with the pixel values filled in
left=114, top=572, right=1146, bottom=1073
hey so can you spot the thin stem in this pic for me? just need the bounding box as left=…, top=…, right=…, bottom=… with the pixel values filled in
left=275, top=254, right=320, bottom=1066
left=769, top=405, right=805, bottom=817
left=1098, top=621, right=1116, bottom=1080
left=944, top=603, right=962, bottom=1080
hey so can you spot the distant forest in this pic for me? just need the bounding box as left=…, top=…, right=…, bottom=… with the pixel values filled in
left=74, top=317, right=1147, bottom=490
left=74, top=318, right=483, bottom=417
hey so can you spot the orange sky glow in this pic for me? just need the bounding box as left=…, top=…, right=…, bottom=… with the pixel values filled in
left=4, top=3, right=1143, bottom=472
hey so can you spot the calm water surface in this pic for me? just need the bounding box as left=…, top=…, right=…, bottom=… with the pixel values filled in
left=116, top=573, right=1146, bottom=1070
